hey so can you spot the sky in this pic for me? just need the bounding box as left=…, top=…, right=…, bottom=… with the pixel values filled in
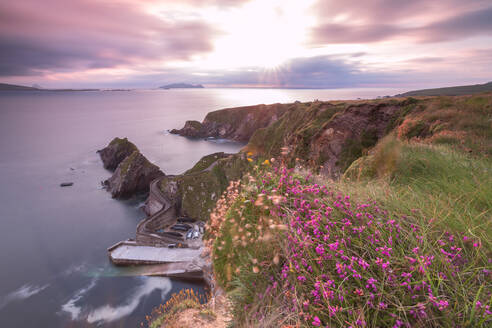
left=1, top=0, right=491, bottom=89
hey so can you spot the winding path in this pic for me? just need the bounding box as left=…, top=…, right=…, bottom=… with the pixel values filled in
left=135, top=176, right=191, bottom=247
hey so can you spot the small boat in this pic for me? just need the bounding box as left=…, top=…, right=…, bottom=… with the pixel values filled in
left=60, top=182, right=74, bottom=187
left=167, top=243, right=176, bottom=248
left=171, top=225, right=189, bottom=232
left=178, top=217, right=195, bottom=223
left=162, top=231, right=183, bottom=238
left=174, top=223, right=192, bottom=230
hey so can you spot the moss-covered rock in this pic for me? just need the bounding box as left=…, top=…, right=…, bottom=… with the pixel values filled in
left=184, top=152, right=230, bottom=175
left=170, top=120, right=203, bottom=138
left=97, top=137, right=138, bottom=170
left=160, top=153, right=250, bottom=221
left=104, top=151, right=164, bottom=198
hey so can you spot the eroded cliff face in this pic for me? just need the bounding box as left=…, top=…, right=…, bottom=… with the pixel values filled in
left=97, top=137, right=138, bottom=170
left=172, top=99, right=420, bottom=178
left=170, top=103, right=292, bottom=142
left=248, top=100, right=414, bottom=177
left=103, top=151, right=164, bottom=198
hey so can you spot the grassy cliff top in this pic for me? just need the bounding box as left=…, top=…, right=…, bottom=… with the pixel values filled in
left=397, top=81, right=492, bottom=97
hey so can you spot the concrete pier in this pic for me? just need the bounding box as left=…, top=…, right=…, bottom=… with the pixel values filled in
left=107, top=177, right=206, bottom=280
left=109, top=242, right=203, bottom=265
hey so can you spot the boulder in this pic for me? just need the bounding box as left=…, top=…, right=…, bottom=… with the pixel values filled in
left=97, top=137, right=138, bottom=170
left=104, top=151, right=164, bottom=198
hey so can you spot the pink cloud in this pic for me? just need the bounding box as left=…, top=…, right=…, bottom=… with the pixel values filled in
left=0, top=0, right=221, bottom=76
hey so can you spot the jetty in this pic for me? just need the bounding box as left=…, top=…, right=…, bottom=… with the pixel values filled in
left=108, top=241, right=202, bottom=265
left=107, top=177, right=206, bottom=280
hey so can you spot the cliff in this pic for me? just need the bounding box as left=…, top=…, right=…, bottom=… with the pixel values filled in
left=172, top=93, right=492, bottom=178
left=158, top=152, right=249, bottom=221
left=396, top=81, right=492, bottom=97
left=104, top=151, right=164, bottom=198
left=170, top=103, right=292, bottom=142
left=150, top=92, right=492, bottom=328
left=98, top=137, right=139, bottom=170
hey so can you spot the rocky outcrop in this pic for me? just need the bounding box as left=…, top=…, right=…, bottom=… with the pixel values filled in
left=98, top=137, right=138, bottom=170
left=170, top=103, right=292, bottom=142
left=311, top=102, right=403, bottom=176
left=163, top=98, right=419, bottom=178
left=157, top=152, right=249, bottom=221
left=104, top=151, right=164, bottom=198
left=170, top=120, right=203, bottom=138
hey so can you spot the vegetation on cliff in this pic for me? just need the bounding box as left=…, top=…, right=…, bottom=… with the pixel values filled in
left=150, top=92, right=492, bottom=327
left=159, top=153, right=251, bottom=221
left=206, top=150, right=491, bottom=327
left=98, top=137, right=139, bottom=170
left=396, top=81, right=492, bottom=97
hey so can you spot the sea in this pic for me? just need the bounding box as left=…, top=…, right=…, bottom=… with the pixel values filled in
left=0, top=88, right=403, bottom=327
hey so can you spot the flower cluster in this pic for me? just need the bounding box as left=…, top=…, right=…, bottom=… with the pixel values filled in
left=211, top=160, right=491, bottom=327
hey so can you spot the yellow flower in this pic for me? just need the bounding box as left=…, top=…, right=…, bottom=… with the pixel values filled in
left=263, top=159, right=270, bottom=165
left=247, top=158, right=253, bottom=162
left=247, top=151, right=253, bottom=156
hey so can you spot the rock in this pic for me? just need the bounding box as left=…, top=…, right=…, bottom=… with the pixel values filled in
left=170, top=103, right=291, bottom=142
left=104, top=151, right=164, bottom=198
left=155, top=152, right=249, bottom=221
left=311, top=103, right=402, bottom=176
left=60, top=182, right=74, bottom=187
left=170, top=120, right=203, bottom=138
left=97, top=137, right=138, bottom=171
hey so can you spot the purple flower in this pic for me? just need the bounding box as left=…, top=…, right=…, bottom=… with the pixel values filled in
left=312, top=316, right=321, bottom=326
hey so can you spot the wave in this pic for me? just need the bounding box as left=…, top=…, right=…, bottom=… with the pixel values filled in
left=60, top=277, right=98, bottom=320
left=87, top=277, right=171, bottom=324
left=0, top=283, right=49, bottom=309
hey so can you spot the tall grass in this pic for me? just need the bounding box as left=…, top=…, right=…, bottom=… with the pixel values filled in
left=208, top=145, right=491, bottom=327
left=343, top=136, right=492, bottom=245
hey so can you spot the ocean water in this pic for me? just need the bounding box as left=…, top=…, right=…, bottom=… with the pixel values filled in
left=0, top=88, right=402, bottom=327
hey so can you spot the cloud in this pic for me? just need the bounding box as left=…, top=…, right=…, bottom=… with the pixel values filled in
left=0, top=0, right=219, bottom=76
left=146, top=55, right=396, bottom=89
left=311, top=0, right=492, bottom=45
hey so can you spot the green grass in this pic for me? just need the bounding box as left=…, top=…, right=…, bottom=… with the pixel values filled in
left=397, top=81, right=492, bottom=97
left=209, top=141, right=491, bottom=327
left=344, top=137, right=492, bottom=244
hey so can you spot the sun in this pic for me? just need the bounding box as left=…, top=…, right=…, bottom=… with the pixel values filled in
left=199, top=0, right=317, bottom=70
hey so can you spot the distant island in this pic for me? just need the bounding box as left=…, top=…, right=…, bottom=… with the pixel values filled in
left=159, top=83, right=204, bottom=89
left=0, top=83, right=40, bottom=91
left=396, top=81, right=492, bottom=97
left=0, top=83, right=99, bottom=92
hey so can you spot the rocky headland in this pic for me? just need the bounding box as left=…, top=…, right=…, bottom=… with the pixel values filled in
left=98, top=138, right=164, bottom=198
left=97, top=137, right=138, bottom=170
left=103, top=151, right=164, bottom=199
left=170, top=103, right=291, bottom=142
left=171, top=98, right=420, bottom=177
